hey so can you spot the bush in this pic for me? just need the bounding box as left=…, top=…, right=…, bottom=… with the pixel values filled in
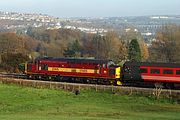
left=1, top=53, right=29, bottom=73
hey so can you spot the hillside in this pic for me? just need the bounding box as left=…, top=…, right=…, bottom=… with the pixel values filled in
left=0, top=83, right=179, bottom=120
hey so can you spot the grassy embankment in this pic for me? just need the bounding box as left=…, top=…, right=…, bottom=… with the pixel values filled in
left=0, top=83, right=179, bottom=120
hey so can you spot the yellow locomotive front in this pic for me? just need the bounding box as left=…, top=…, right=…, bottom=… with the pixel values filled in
left=115, top=66, right=122, bottom=85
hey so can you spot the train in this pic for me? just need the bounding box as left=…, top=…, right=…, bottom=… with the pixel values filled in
left=24, top=57, right=180, bottom=89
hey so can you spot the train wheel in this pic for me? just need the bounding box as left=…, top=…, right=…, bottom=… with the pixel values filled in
left=38, top=76, right=42, bottom=80
left=109, top=80, right=113, bottom=85
left=27, top=75, right=31, bottom=79
left=48, top=76, right=52, bottom=80
left=86, top=78, right=92, bottom=84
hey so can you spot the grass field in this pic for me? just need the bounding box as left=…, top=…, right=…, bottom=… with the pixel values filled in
left=0, top=83, right=179, bottom=120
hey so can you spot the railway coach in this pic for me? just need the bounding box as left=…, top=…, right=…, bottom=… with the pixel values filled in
left=122, top=61, right=180, bottom=88
left=25, top=57, right=121, bottom=85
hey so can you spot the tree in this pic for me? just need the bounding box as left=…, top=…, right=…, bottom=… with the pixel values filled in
left=26, top=28, right=83, bottom=58
left=116, top=41, right=128, bottom=64
left=149, top=25, right=180, bottom=62
left=81, top=33, right=95, bottom=57
left=92, top=34, right=104, bottom=59
left=128, top=39, right=141, bottom=62
left=36, top=43, right=48, bottom=57
left=139, top=40, right=149, bottom=61
left=104, top=31, right=128, bottom=63
left=1, top=53, right=29, bottom=72
left=0, top=32, right=26, bottom=54
left=63, top=39, right=82, bottom=58
left=82, top=32, right=128, bottom=63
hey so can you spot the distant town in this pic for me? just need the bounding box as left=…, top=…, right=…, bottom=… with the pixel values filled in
left=0, top=11, right=180, bottom=43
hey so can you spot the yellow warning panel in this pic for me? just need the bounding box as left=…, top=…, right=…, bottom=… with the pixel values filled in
left=48, top=67, right=99, bottom=74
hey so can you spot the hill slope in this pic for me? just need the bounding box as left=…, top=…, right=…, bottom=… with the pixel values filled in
left=0, top=84, right=179, bottom=120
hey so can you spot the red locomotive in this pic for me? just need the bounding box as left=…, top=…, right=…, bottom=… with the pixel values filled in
left=25, top=57, right=121, bottom=85
left=122, top=61, right=180, bottom=88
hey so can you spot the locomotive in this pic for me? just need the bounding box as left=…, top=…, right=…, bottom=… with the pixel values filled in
left=25, top=57, right=122, bottom=85
left=24, top=57, right=180, bottom=88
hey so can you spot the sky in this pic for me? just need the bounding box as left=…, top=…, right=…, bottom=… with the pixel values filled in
left=0, top=0, right=179, bottom=18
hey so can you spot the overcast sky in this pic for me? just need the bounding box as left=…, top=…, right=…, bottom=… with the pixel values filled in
left=0, top=0, right=179, bottom=18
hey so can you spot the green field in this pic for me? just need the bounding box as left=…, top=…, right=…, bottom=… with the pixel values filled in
left=0, top=84, right=179, bottom=120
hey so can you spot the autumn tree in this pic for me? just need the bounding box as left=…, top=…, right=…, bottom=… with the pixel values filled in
left=85, top=31, right=128, bottom=63
left=92, top=34, right=104, bottom=59
left=116, top=41, right=128, bottom=63
left=35, top=43, right=48, bottom=57
left=0, top=32, right=26, bottom=54
left=128, top=39, right=141, bottom=62
left=26, top=28, right=83, bottom=58
left=81, top=33, right=95, bottom=57
left=104, top=31, right=127, bottom=63
left=139, top=40, right=149, bottom=61
left=1, top=53, right=29, bottom=72
left=149, top=25, right=180, bottom=62
left=90, top=32, right=118, bottom=60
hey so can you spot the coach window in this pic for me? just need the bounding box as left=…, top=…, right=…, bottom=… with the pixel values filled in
left=140, top=68, right=148, bottom=73
left=150, top=69, right=160, bottom=74
left=163, top=70, right=173, bottom=74
left=176, top=70, right=180, bottom=75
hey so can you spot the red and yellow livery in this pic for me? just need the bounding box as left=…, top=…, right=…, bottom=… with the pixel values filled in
left=25, top=57, right=121, bottom=85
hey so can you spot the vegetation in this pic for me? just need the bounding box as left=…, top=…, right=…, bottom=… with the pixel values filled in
left=1, top=53, right=29, bottom=72
left=128, top=39, right=141, bottom=62
left=0, top=84, right=179, bottom=120
left=149, top=25, right=180, bottom=62
left=63, top=39, right=82, bottom=58
left=0, top=24, right=180, bottom=72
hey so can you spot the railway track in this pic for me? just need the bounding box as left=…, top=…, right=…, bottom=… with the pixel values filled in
left=0, top=73, right=180, bottom=102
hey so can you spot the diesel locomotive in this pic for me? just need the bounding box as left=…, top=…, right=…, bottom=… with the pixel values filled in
left=25, top=57, right=122, bottom=85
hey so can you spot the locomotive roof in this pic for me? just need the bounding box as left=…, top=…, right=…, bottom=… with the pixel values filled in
left=124, top=61, right=180, bottom=68
left=36, top=57, right=112, bottom=64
